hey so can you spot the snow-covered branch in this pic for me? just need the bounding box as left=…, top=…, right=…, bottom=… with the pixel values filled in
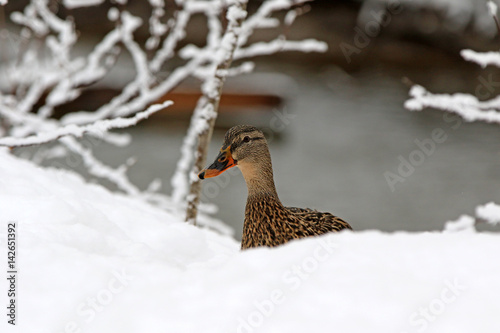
left=405, top=85, right=500, bottom=124
left=0, top=101, right=172, bottom=148
left=405, top=16, right=500, bottom=125
left=183, top=0, right=248, bottom=225
left=460, top=49, right=500, bottom=68
left=60, top=136, right=142, bottom=196
left=1, top=0, right=328, bottom=228
left=234, top=38, right=327, bottom=60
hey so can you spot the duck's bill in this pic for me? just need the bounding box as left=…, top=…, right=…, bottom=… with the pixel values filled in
left=198, top=147, right=236, bottom=179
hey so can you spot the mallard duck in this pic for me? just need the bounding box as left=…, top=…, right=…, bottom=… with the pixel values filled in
left=199, top=125, right=352, bottom=250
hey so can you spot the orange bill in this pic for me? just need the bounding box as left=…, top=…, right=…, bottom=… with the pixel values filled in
left=199, top=146, right=236, bottom=179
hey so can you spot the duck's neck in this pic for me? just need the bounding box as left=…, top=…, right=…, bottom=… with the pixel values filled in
left=237, top=153, right=282, bottom=205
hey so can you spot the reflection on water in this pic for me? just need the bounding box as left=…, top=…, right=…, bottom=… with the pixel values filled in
left=88, top=69, right=500, bottom=239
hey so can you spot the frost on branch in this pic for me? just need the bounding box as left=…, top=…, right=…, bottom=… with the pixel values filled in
left=1, top=0, right=327, bottom=228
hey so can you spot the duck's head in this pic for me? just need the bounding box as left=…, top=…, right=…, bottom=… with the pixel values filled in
left=199, top=125, right=268, bottom=179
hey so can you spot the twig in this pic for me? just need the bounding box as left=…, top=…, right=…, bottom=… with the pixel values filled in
left=401, top=77, right=416, bottom=88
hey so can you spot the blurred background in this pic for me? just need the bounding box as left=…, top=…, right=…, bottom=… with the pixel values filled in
left=3, top=0, right=500, bottom=238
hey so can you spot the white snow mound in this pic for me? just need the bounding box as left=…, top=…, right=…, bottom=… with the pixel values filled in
left=0, top=149, right=499, bottom=333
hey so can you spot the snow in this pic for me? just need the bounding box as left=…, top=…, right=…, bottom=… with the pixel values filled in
left=146, top=0, right=168, bottom=50
left=402, top=1, right=500, bottom=262
left=461, top=49, right=500, bottom=68
left=107, top=8, right=120, bottom=22
left=405, top=85, right=500, bottom=124
left=405, top=17, right=500, bottom=126
left=1, top=151, right=500, bottom=332
left=234, top=39, right=328, bottom=60
left=476, top=202, right=500, bottom=225
left=227, top=4, right=248, bottom=22
left=443, top=215, right=476, bottom=233
left=284, top=10, right=298, bottom=26
left=63, top=0, right=105, bottom=9
left=488, top=0, right=498, bottom=16
left=171, top=0, right=249, bottom=211
left=2, top=0, right=329, bottom=211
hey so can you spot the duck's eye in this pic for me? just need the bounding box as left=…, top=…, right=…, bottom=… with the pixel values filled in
left=243, top=136, right=250, bottom=143
left=219, top=156, right=226, bottom=162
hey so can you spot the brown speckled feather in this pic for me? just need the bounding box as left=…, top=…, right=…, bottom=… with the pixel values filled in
left=241, top=194, right=352, bottom=250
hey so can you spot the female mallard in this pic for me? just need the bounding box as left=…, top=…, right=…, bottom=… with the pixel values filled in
left=199, top=125, right=352, bottom=250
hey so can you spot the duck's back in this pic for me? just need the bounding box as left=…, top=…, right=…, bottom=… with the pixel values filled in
left=286, top=206, right=352, bottom=234
left=241, top=198, right=352, bottom=249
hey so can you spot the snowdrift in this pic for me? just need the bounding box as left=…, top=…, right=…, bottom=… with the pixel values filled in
left=0, top=149, right=499, bottom=333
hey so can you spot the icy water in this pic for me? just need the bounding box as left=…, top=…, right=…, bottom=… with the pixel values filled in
left=89, top=68, right=500, bottom=239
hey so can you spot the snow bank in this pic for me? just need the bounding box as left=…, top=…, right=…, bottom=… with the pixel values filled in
left=0, top=150, right=499, bottom=333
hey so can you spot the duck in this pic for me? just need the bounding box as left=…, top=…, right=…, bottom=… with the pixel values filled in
left=198, top=125, right=352, bottom=250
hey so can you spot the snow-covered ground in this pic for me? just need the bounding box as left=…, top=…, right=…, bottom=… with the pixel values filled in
left=0, top=149, right=499, bottom=333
